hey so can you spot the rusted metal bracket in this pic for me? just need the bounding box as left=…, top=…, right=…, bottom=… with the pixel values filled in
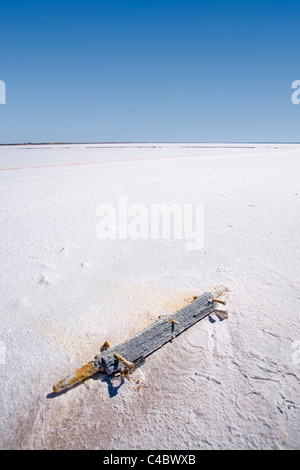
left=53, top=286, right=228, bottom=394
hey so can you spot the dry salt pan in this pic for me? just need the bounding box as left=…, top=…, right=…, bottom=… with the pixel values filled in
left=0, top=143, right=300, bottom=449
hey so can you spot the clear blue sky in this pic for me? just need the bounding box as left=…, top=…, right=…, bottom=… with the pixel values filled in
left=0, top=0, right=299, bottom=143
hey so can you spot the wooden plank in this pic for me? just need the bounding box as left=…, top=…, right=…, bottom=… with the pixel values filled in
left=53, top=286, right=229, bottom=393
left=99, top=291, right=214, bottom=375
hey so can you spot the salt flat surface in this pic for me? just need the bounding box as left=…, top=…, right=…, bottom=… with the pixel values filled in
left=0, top=143, right=299, bottom=449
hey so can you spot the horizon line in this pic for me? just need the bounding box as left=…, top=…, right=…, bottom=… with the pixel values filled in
left=1, top=141, right=300, bottom=146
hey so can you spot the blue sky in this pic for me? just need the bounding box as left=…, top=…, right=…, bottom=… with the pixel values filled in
left=0, top=0, right=299, bottom=143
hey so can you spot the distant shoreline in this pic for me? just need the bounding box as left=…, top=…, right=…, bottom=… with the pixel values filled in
left=1, top=141, right=300, bottom=146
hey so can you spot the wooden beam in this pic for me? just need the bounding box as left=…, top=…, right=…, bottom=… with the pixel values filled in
left=100, top=291, right=214, bottom=375
left=52, top=286, right=228, bottom=393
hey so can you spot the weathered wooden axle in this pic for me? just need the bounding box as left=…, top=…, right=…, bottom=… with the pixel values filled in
left=53, top=288, right=227, bottom=393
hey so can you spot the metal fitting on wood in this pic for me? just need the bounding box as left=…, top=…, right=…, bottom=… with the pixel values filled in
left=100, top=340, right=111, bottom=352
left=212, top=298, right=226, bottom=305
left=113, top=352, right=135, bottom=370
